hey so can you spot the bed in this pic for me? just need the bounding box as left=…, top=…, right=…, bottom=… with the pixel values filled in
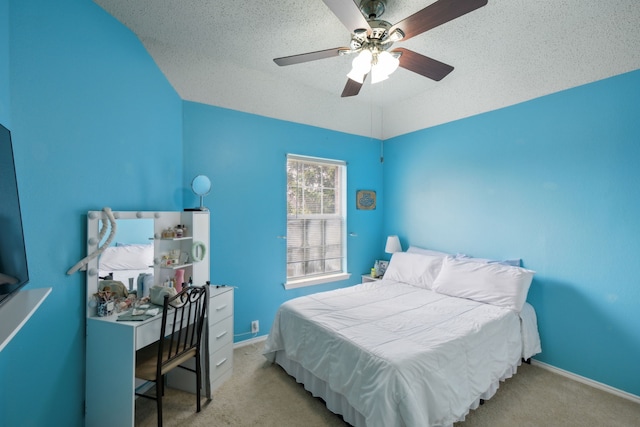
left=263, top=250, right=541, bottom=427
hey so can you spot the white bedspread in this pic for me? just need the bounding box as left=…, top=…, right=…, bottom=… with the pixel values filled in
left=264, top=280, right=541, bottom=427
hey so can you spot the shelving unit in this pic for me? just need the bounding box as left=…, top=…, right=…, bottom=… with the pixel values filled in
left=153, top=211, right=209, bottom=289
left=0, top=287, right=51, bottom=352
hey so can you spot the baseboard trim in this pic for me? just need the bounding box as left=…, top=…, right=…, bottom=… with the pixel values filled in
left=531, top=360, right=640, bottom=404
left=234, top=335, right=267, bottom=349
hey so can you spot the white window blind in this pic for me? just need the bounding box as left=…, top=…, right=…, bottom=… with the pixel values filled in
left=286, top=155, right=346, bottom=282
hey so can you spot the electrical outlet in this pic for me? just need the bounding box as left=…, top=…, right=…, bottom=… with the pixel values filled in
left=251, top=320, right=259, bottom=334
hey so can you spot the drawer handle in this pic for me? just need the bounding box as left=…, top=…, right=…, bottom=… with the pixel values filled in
left=215, top=331, right=228, bottom=339
left=215, top=357, right=228, bottom=367
left=215, top=304, right=227, bottom=311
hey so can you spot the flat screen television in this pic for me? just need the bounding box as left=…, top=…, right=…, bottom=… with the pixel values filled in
left=0, top=123, right=30, bottom=309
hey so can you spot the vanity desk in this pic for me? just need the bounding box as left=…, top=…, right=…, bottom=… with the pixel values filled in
left=84, top=210, right=233, bottom=427
left=86, top=311, right=169, bottom=426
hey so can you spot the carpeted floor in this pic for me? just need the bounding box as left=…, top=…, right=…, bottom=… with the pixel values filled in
left=135, top=341, right=640, bottom=427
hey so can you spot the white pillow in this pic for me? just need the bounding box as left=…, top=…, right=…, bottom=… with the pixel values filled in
left=455, top=254, right=521, bottom=267
left=383, top=252, right=444, bottom=289
left=432, top=256, right=535, bottom=312
left=406, top=245, right=451, bottom=257
left=99, top=244, right=153, bottom=270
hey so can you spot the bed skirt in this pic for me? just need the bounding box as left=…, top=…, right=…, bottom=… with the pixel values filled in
left=273, top=349, right=521, bottom=427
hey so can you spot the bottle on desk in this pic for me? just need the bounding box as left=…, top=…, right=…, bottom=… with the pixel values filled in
left=175, top=269, right=185, bottom=292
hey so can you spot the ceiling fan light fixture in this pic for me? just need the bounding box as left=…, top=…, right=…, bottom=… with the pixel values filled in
left=347, top=49, right=373, bottom=82
left=378, top=51, right=399, bottom=73
left=274, top=0, right=488, bottom=98
left=370, top=50, right=399, bottom=84
left=370, top=66, right=389, bottom=84
left=359, top=0, right=386, bottom=20
left=387, top=28, right=404, bottom=42
left=347, top=69, right=367, bottom=84
left=353, top=49, right=373, bottom=69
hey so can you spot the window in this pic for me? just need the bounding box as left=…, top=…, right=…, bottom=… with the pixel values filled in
left=286, top=154, right=348, bottom=288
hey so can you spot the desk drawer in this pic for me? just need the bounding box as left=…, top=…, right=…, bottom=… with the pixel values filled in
left=209, top=344, right=233, bottom=383
left=209, top=316, right=233, bottom=350
left=135, top=317, right=162, bottom=350
left=209, top=290, right=233, bottom=325
left=135, top=313, right=194, bottom=350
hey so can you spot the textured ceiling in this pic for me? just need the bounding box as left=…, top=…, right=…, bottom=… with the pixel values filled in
left=94, top=0, right=640, bottom=139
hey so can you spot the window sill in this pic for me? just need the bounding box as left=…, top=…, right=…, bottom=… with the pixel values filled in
left=284, top=273, right=352, bottom=290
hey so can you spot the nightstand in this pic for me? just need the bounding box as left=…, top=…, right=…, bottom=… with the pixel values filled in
left=361, top=274, right=382, bottom=284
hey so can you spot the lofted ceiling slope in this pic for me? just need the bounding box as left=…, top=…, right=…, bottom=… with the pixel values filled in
left=94, top=0, right=640, bottom=139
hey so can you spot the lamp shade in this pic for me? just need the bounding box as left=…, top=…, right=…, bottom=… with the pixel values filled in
left=371, top=51, right=399, bottom=84
left=347, top=49, right=372, bottom=83
left=370, top=64, right=389, bottom=84
left=385, top=235, right=402, bottom=253
left=376, top=51, right=399, bottom=75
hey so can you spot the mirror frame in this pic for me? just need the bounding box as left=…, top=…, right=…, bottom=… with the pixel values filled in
left=191, top=175, right=211, bottom=210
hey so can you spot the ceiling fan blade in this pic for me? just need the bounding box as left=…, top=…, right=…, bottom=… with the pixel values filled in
left=274, top=47, right=348, bottom=66
left=395, top=48, right=454, bottom=81
left=390, top=0, right=488, bottom=41
left=341, top=74, right=367, bottom=97
left=322, top=0, right=372, bottom=34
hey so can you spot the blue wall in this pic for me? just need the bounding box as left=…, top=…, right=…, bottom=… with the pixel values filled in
left=383, top=69, right=640, bottom=397
left=182, top=102, right=384, bottom=341
left=2, top=0, right=638, bottom=425
left=1, top=0, right=183, bottom=426
left=0, top=0, right=9, bottom=125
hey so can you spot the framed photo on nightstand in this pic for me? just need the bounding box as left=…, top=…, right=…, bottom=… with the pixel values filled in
left=377, top=260, right=389, bottom=277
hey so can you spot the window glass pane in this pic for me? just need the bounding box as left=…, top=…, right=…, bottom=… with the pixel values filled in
left=287, top=248, right=304, bottom=263
left=287, top=161, right=301, bottom=215
left=325, top=166, right=336, bottom=188
left=287, top=262, right=304, bottom=278
left=304, top=260, right=324, bottom=275
left=303, top=189, right=321, bottom=214
left=305, top=219, right=323, bottom=246
left=303, top=164, right=321, bottom=187
left=287, top=219, right=303, bottom=246
left=324, top=258, right=341, bottom=272
left=325, top=219, right=341, bottom=243
left=286, top=155, right=346, bottom=281
left=287, top=187, right=302, bottom=215
left=322, top=189, right=335, bottom=214
left=325, top=244, right=342, bottom=258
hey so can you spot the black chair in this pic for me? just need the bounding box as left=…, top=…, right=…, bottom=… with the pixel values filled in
left=135, top=285, right=209, bottom=427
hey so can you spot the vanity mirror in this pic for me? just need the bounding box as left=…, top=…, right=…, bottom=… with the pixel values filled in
left=96, top=218, right=154, bottom=285
left=187, top=175, right=211, bottom=211
left=85, top=210, right=210, bottom=317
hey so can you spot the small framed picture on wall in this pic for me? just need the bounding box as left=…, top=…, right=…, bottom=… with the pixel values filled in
left=356, top=190, right=376, bottom=210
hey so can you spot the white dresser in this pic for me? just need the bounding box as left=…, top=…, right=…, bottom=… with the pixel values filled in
left=167, top=285, right=234, bottom=397
left=205, top=286, right=234, bottom=395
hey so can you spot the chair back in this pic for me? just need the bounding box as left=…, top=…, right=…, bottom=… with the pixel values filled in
left=157, top=285, right=208, bottom=375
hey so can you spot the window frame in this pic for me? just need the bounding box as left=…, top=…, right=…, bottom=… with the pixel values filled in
left=284, top=154, right=350, bottom=289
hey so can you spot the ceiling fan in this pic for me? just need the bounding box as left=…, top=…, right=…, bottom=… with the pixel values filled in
left=273, top=0, right=488, bottom=97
